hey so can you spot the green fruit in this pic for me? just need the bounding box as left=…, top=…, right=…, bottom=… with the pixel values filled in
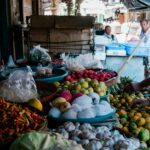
left=79, top=78, right=85, bottom=83
left=128, top=122, right=137, bottom=131
left=120, top=114, right=128, bottom=120
left=88, top=87, right=94, bottom=93
left=138, top=129, right=150, bottom=142
left=74, top=84, right=82, bottom=91
left=120, top=118, right=127, bottom=125
left=85, top=78, right=91, bottom=82
left=90, top=79, right=99, bottom=87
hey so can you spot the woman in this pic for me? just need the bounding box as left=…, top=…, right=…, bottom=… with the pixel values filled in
left=104, top=25, right=118, bottom=43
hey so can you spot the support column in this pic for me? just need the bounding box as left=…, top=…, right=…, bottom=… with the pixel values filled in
left=0, top=0, right=10, bottom=63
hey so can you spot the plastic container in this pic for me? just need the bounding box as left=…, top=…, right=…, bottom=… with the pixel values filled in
left=106, top=43, right=126, bottom=51
left=124, top=42, right=150, bottom=56
left=0, top=67, right=68, bottom=83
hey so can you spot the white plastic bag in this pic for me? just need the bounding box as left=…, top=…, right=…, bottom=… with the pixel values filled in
left=30, top=45, right=51, bottom=65
left=61, top=53, right=103, bottom=71
left=0, top=70, right=37, bottom=103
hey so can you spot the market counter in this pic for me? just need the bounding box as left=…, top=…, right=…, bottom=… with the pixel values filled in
left=104, top=55, right=145, bottom=82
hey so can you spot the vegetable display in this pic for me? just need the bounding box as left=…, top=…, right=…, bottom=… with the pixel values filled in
left=52, top=122, right=148, bottom=150
left=0, top=97, right=46, bottom=144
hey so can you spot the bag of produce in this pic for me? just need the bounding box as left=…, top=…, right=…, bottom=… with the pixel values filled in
left=10, top=131, right=84, bottom=150
left=29, top=45, right=51, bottom=66
left=0, top=70, right=37, bottom=102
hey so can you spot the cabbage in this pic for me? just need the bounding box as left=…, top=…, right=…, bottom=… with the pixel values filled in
left=10, top=131, right=84, bottom=150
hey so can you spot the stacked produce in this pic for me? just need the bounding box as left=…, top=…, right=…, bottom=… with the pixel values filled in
left=56, top=78, right=108, bottom=96
left=65, top=69, right=117, bottom=82
left=110, top=92, right=145, bottom=109
left=48, top=94, right=114, bottom=120
left=117, top=108, right=150, bottom=139
left=0, top=97, right=46, bottom=144
left=52, top=122, right=147, bottom=150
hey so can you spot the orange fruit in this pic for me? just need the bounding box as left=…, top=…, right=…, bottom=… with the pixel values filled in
left=135, top=113, right=142, bottom=118
left=133, top=115, right=140, bottom=122
left=120, top=99, right=126, bottom=104
left=146, top=117, right=150, bottom=123
left=118, top=109, right=127, bottom=116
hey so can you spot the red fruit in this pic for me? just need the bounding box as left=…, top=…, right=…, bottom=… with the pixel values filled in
left=72, top=93, right=83, bottom=101
left=60, top=90, right=72, bottom=102
left=65, top=75, right=72, bottom=81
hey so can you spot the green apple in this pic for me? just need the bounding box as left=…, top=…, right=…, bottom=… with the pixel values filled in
left=85, top=77, right=91, bottom=82
left=91, top=79, right=99, bottom=88
left=79, top=78, right=85, bottom=83
left=88, top=87, right=94, bottom=93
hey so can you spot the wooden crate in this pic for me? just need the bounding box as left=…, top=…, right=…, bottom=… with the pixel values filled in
left=29, top=16, right=94, bottom=54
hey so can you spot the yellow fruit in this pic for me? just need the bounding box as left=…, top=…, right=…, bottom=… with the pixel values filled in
left=59, top=101, right=71, bottom=113
left=28, top=98, right=43, bottom=111
left=123, top=127, right=129, bottom=132
left=53, top=81, right=60, bottom=87
left=52, top=97, right=66, bottom=107
left=137, top=118, right=146, bottom=126
left=127, top=97, right=133, bottom=103
left=81, top=81, right=89, bottom=89
left=145, top=122, right=150, bottom=130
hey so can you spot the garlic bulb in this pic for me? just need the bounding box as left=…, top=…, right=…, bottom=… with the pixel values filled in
left=64, top=122, right=76, bottom=132
left=84, top=140, right=102, bottom=150
left=80, top=123, right=93, bottom=131
left=82, top=130, right=96, bottom=140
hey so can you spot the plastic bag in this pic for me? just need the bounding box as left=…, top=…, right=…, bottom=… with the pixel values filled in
left=61, top=53, right=103, bottom=72
left=29, top=45, right=51, bottom=66
left=0, top=70, right=37, bottom=103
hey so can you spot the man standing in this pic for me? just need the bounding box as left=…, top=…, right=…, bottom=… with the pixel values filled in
left=140, top=19, right=150, bottom=78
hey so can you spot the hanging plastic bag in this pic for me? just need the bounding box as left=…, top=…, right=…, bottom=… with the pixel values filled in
left=29, top=45, right=51, bottom=66
left=0, top=70, right=37, bottom=103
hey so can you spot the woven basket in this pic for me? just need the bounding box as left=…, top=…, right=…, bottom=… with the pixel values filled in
left=105, top=76, right=118, bottom=87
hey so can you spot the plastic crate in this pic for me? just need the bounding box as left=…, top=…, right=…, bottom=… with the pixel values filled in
left=106, top=43, right=126, bottom=51
left=125, top=43, right=150, bottom=56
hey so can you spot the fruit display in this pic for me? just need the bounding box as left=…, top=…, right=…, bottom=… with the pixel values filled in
left=117, top=108, right=150, bottom=143
left=51, top=122, right=147, bottom=150
left=10, top=131, right=84, bottom=150
left=65, top=69, right=117, bottom=82
left=0, top=97, right=46, bottom=144
left=56, top=78, right=107, bottom=97
left=48, top=95, right=115, bottom=120
left=110, top=92, right=145, bottom=109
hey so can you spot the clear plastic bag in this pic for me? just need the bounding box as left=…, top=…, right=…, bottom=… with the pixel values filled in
left=61, top=53, right=103, bottom=72
left=29, top=45, right=51, bottom=66
left=0, top=70, right=37, bottom=103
